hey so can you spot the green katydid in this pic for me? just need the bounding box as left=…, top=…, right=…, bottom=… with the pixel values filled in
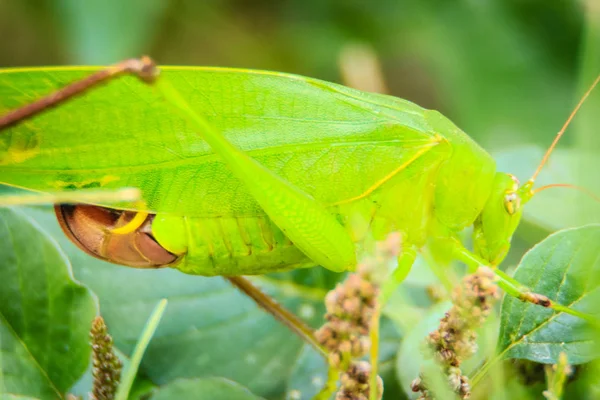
left=0, top=56, right=597, bottom=339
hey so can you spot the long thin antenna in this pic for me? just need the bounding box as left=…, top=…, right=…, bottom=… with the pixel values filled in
left=532, top=183, right=600, bottom=203
left=530, top=74, right=600, bottom=182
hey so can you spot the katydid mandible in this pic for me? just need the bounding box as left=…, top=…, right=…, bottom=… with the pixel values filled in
left=0, top=57, right=597, bottom=323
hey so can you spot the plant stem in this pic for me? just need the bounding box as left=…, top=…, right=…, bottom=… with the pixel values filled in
left=115, top=299, right=167, bottom=400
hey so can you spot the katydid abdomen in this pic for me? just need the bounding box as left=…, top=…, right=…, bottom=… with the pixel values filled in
left=0, top=67, right=497, bottom=275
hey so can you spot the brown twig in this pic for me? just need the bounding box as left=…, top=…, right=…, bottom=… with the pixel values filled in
left=0, top=57, right=158, bottom=130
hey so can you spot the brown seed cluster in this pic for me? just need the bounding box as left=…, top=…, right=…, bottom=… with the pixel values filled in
left=90, top=316, right=122, bottom=400
left=336, top=361, right=383, bottom=400
left=316, top=232, right=402, bottom=400
left=315, top=272, right=379, bottom=368
left=412, top=267, right=500, bottom=399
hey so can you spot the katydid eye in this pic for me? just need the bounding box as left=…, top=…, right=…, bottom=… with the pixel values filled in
left=54, top=204, right=179, bottom=268
left=503, top=192, right=520, bottom=215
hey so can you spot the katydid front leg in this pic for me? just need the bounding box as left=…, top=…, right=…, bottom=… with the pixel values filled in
left=447, top=238, right=598, bottom=324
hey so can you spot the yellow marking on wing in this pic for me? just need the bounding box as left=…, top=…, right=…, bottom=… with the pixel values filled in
left=0, top=147, right=39, bottom=165
left=0, top=130, right=40, bottom=165
left=329, top=135, right=442, bottom=207
left=112, top=211, right=148, bottom=234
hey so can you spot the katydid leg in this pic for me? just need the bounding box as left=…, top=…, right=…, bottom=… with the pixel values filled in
left=380, top=246, right=417, bottom=304
left=450, top=240, right=598, bottom=323
left=151, top=78, right=357, bottom=273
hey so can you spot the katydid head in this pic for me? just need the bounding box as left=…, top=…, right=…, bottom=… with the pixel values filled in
left=55, top=205, right=179, bottom=268
left=473, top=172, right=528, bottom=265
left=474, top=73, right=600, bottom=266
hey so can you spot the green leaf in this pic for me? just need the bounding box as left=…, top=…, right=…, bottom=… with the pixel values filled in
left=0, top=208, right=97, bottom=398
left=151, top=377, right=265, bottom=400
left=20, top=208, right=330, bottom=399
left=286, top=345, right=328, bottom=399
left=498, top=224, right=600, bottom=364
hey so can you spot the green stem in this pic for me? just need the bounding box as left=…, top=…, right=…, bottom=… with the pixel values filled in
left=369, top=304, right=381, bottom=400
left=315, top=367, right=341, bottom=400
left=371, top=247, right=416, bottom=399
left=470, top=353, right=503, bottom=388
left=115, top=299, right=168, bottom=400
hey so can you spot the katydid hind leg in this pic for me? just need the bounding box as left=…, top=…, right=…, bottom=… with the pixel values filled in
left=151, top=72, right=357, bottom=273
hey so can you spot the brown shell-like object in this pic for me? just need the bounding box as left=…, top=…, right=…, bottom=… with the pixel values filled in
left=54, top=204, right=179, bottom=268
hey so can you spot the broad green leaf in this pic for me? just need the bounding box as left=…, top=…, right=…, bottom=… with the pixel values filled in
left=151, top=377, right=265, bottom=400
left=21, top=208, right=330, bottom=399
left=0, top=208, right=97, bottom=398
left=285, top=345, right=328, bottom=400
left=498, top=225, right=600, bottom=364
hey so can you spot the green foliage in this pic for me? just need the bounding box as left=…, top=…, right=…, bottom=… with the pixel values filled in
left=151, top=377, right=264, bottom=400
left=0, top=208, right=97, bottom=399
left=498, top=225, right=600, bottom=365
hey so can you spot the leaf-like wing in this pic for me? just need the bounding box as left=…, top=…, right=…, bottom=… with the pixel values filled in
left=0, top=67, right=437, bottom=216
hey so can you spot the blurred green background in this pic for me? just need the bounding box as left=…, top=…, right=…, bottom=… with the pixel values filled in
left=1, top=1, right=599, bottom=399
left=0, top=0, right=595, bottom=149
